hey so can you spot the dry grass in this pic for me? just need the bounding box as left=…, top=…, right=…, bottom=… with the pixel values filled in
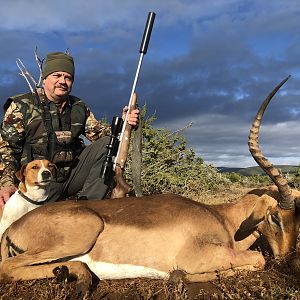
left=192, top=184, right=254, bottom=204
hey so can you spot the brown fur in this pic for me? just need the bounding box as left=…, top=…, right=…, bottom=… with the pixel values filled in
left=15, top=160, right=57, bottom=193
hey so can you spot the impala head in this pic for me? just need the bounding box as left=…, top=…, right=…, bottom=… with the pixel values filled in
left=255, top=194, right=300, bottom=257
left=247, top=75, right=300, bottom=257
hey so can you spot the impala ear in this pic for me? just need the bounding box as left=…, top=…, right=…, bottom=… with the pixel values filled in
left=234, top=214, right=265, bottom=241
left=15, top=164, right=27, bottom=182
left=234, top=195, right=277, bottom=241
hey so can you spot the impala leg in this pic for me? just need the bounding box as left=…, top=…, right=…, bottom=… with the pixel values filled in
left=0, top=206, right=105, bottom=295
left=0, top=255, right=92, bottom=296
left=176, top=244, right=265, bottom=282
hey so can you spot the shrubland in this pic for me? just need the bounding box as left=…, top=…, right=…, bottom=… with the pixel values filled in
left=126, top=107, right=275, bottom=201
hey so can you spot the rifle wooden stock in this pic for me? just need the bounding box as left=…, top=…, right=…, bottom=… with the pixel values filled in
left=111, top=93, right=137, bottom=198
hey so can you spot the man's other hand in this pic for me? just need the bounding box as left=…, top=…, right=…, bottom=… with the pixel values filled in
left=0, top=186, right=17, bottom=207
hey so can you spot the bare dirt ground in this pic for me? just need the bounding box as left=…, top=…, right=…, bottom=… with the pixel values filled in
left=0, top=186, right=299, bottom=300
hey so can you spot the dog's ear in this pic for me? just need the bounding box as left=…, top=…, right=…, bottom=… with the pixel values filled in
left=49, top=163, right=58, bottom=179
left=15, top=164, right=27, bottom=182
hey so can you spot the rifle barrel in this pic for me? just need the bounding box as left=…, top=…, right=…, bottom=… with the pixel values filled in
left=139, top=12, right=156, bottom=54
left=114, top=12, right=156, bottom=170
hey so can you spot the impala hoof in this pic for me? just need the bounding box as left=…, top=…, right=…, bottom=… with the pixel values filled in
left=53, top=265, right=69, bottom=282
left=168, top=269, right=187, bottom=284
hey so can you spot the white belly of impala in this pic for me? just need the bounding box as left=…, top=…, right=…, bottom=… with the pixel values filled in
left=71, top=254, right=169, bottom=280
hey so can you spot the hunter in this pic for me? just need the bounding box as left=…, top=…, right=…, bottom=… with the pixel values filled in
left=0, top=51, right=139, bottom=206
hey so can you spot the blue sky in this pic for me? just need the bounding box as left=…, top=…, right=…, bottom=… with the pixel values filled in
left=0, top=0, right=300, bottom=167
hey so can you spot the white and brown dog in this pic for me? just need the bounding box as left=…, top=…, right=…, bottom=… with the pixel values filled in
left=0, top=159, right=57, bottom=238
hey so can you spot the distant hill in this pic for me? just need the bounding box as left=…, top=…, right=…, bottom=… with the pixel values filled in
left=218, top=165, right=298, bottom=176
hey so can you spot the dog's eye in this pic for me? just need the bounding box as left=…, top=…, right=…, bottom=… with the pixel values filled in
left=32, top=165, right=39, bottom=170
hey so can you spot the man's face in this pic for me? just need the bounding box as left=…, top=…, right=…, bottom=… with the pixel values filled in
left=43, top=71, right=73, bottom=102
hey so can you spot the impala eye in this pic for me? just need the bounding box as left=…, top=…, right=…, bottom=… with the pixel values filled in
left=271, top=213, right=281, bottom=227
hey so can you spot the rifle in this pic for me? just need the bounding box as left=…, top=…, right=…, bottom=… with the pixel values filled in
left=101, top=12, right=156, bottom=198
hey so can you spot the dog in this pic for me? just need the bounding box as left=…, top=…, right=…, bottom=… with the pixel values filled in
left=0, top=159, right=57, bottom=238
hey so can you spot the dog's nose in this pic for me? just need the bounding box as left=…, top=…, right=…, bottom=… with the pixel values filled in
left=42, top=170, right=52, bottom=180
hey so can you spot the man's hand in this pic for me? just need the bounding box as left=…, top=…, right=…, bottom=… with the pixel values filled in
left=122, top=106, right=140, bottom=127
left=0, top=185, right=17, bottom=207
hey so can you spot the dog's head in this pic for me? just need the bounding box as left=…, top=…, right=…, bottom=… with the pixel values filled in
left=15, top=160, right=57, bottom=191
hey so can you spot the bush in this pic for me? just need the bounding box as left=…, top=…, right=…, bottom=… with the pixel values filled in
left=224, top=173, right=272, bottom=187
left=126, top=107, right=227, bottom=198
left=125, top=106, right=278, bottom=198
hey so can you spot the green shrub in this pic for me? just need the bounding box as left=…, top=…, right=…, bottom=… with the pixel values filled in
left=126, top=107, right=227, bottom=198
left=125, top=106, right=280, bottom=197
left=225, top=172, right=242, bottom=183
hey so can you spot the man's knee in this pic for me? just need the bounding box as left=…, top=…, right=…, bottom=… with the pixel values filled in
left=85, top=136, right=110, bottom=159
left=91, top=136, right=110, bottom=150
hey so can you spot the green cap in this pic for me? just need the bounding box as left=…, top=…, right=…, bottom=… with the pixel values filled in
left=42, top=52, right=75, bottom=79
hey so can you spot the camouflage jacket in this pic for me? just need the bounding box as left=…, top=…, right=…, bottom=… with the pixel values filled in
left=0, top=88, right=110, bottom=188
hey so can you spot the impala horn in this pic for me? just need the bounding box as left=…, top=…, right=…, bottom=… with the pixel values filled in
left=248, top=75, right=294, bottom=210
